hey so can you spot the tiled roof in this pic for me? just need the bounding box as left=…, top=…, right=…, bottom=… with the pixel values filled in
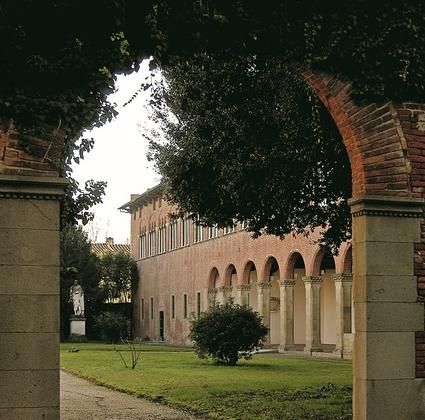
left=91, top=242, right=130, bottom=257
left=118, top=183, right=162, bottom=213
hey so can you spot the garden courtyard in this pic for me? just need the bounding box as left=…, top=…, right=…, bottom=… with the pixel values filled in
left=60, top=343, right=352, bottom=419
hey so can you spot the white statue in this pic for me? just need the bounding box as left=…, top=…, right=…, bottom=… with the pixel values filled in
left=70, top=280, right=85, bottom=316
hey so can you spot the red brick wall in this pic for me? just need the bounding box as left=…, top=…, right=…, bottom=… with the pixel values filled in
left=131, top=195, right=351, bottom=343
left=303, top=71, right=412, bottom=198
left=0, top=118, right=60, bottom=177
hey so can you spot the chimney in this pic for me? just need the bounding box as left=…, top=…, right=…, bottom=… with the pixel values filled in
left=106, top=237, right=114, bottom=246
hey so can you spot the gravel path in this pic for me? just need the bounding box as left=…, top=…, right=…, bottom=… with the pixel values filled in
left=60, top=371, right=198, bottom=419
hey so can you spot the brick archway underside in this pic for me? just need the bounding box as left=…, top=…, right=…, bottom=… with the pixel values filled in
left=303, top=69, right=425, bottom=378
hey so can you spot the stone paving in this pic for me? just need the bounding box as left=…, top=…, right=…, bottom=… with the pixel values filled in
left=60, top=371, right=198, bottom=420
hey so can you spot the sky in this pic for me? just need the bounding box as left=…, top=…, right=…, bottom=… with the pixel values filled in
left=72, top=60, right=160, bottom=244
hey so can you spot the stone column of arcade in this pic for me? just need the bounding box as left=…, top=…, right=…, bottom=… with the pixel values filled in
left=0, top=175, right=66, bottom=419
left=279, top=279, right=295, bottom=351
left=349, top=196, right=424, bottom=419
left=303, top=276, right=322, bottom=353
left=216, top=287, right=225, bottom=305
left=235, top=284, right=250, bottom=306
left=257, top=282, right=272, bottom=344
left=334, top=273, right=352, bottom=357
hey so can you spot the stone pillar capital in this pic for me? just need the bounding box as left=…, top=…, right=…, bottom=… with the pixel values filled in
left=0, top=174, right=68, bottom=199
left=302, top=276, right=322, bottom=285
left=222, top=286, right=233, bottom=293
left=333, top=273, right=353, bottom=283
left=208, top=288, right=217, bottom=295
left=257, top=282, right=272, bottom=290
left=236, top=284, right=251, bottom=291
left=279, top=279, right=295, bottom=288
left=348, top=195, right=424, bottom=218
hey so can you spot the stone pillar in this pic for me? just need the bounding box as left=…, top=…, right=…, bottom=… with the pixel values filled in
left=303, top=276, right=322, bottom=353
left=349, top=196, right=424, bottom=419
left=279, top=280, right=295, bottom=351
left=207, top=288, right=216, bottom=308
left=235, top=284, right=251, bottom=306
left=0, top=175, right=66, bottom=419
left=257, top=282, right=272, bottom=343
left=334, top=273, right=352, bottom=357
left=223, top=286, right=233, bottom=303
left=216, top=287, right=225, bottom=305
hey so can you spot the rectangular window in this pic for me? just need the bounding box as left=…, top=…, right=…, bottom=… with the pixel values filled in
left=224, top=224, right=235, bottom=234
left=181, top=218, right=190, bottom=246
left=194, top=221, right=203, bottom=243
left=141, top=298, right=144, bottom=320
left=171, top=295, right=175, bottom=319
left=159, top=226, right=166, bottom=253
left=183, top=294, right=188, bottom=319
left=139, top=234, right=146, bottom=259
left=208, top=225, right=218, bottom=239
left=196, top=292, right=201, bottom=317
left=150, top=297, right=154, bottom=319
left=138, top=207, right=142, bottom=218
left=148, top=230, right=156, bottom=256
left=169, top=221, right=177, bottom=250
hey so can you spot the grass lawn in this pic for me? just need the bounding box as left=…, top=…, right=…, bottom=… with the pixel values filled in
left=60, top=343, right=352, bottom=420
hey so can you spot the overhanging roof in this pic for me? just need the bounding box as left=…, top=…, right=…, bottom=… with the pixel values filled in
left=118, top=183, right=163, bottom=213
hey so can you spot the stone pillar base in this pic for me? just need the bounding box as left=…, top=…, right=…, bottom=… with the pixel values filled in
left=278, top=345, right=297, bottom=352
left=70, top=316, right=87, bottom=342
left=304, top=346, right=323, bottom=354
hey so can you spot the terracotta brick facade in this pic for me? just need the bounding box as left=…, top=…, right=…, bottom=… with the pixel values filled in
left=0, top=118, right=61, bottom=177
left=126, top=189, right=353, bottom=355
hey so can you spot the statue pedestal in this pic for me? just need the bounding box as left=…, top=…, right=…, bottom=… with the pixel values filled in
left=69, top=315, right=87, bottom=342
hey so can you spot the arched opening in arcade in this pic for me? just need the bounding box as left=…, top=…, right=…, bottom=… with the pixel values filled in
left=263, top=256, right=280, bottom=346
left=208, top=267, right=220, bottom=307
left=243, top=260, right=258, bottom=310
left=224, top=264, right=237, bottom=303
left=286, top=251, right=307, bottom=349
left=313, top=249, right=337, bottom=351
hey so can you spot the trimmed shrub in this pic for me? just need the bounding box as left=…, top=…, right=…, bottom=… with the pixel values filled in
left=94, top=311, right=129, bottom=343
left=189, top=303, right=268, bottom=366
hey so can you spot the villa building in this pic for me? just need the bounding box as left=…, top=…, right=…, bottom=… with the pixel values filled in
left=120, top=185, right=353, bottom=358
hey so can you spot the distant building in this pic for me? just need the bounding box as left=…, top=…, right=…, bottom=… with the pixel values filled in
left=91, top=236, right=130, bottom=258
left=120, top=185, right=353, bottom=358
left=91, top=237, right=131, bottom=303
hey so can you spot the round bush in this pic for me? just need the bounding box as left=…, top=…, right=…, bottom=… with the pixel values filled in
left=189, top=303, right=268, bottom=366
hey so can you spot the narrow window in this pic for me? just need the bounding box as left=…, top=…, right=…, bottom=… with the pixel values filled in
left=170, top=221, right=177, bottom=250
left=171, top=295, right=175, bottom=319
left=183, top=294, right=188, bottom=319
left=181, top=218, right=190, bottom=246
left=139, top=234, right=146, bottom=259
left=150, top=297, right=154, bottom=319
left=196, top=292, right=201, bottom=317
left=141, top=298, right=144, bottom=320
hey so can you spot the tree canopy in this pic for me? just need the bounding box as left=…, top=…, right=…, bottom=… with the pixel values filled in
left=147, top=55, right=352, bottom=250
left=2, top=1, right=424, bottom=237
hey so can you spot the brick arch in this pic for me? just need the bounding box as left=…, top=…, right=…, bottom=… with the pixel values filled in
left=311, top=247, right=336, bottom=277
left=260, top=256, right=280, bottom=282
left=223, top=263, right=237, bottom=287
left=301, top=70, right=412, bottom=198
left=284, top=250, right=306, bottom=279
left=207, top=267, right=220, bottom=289
left=342, top=244, right=352, bottom=274
left=240, top=260, right=257, bottom=285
